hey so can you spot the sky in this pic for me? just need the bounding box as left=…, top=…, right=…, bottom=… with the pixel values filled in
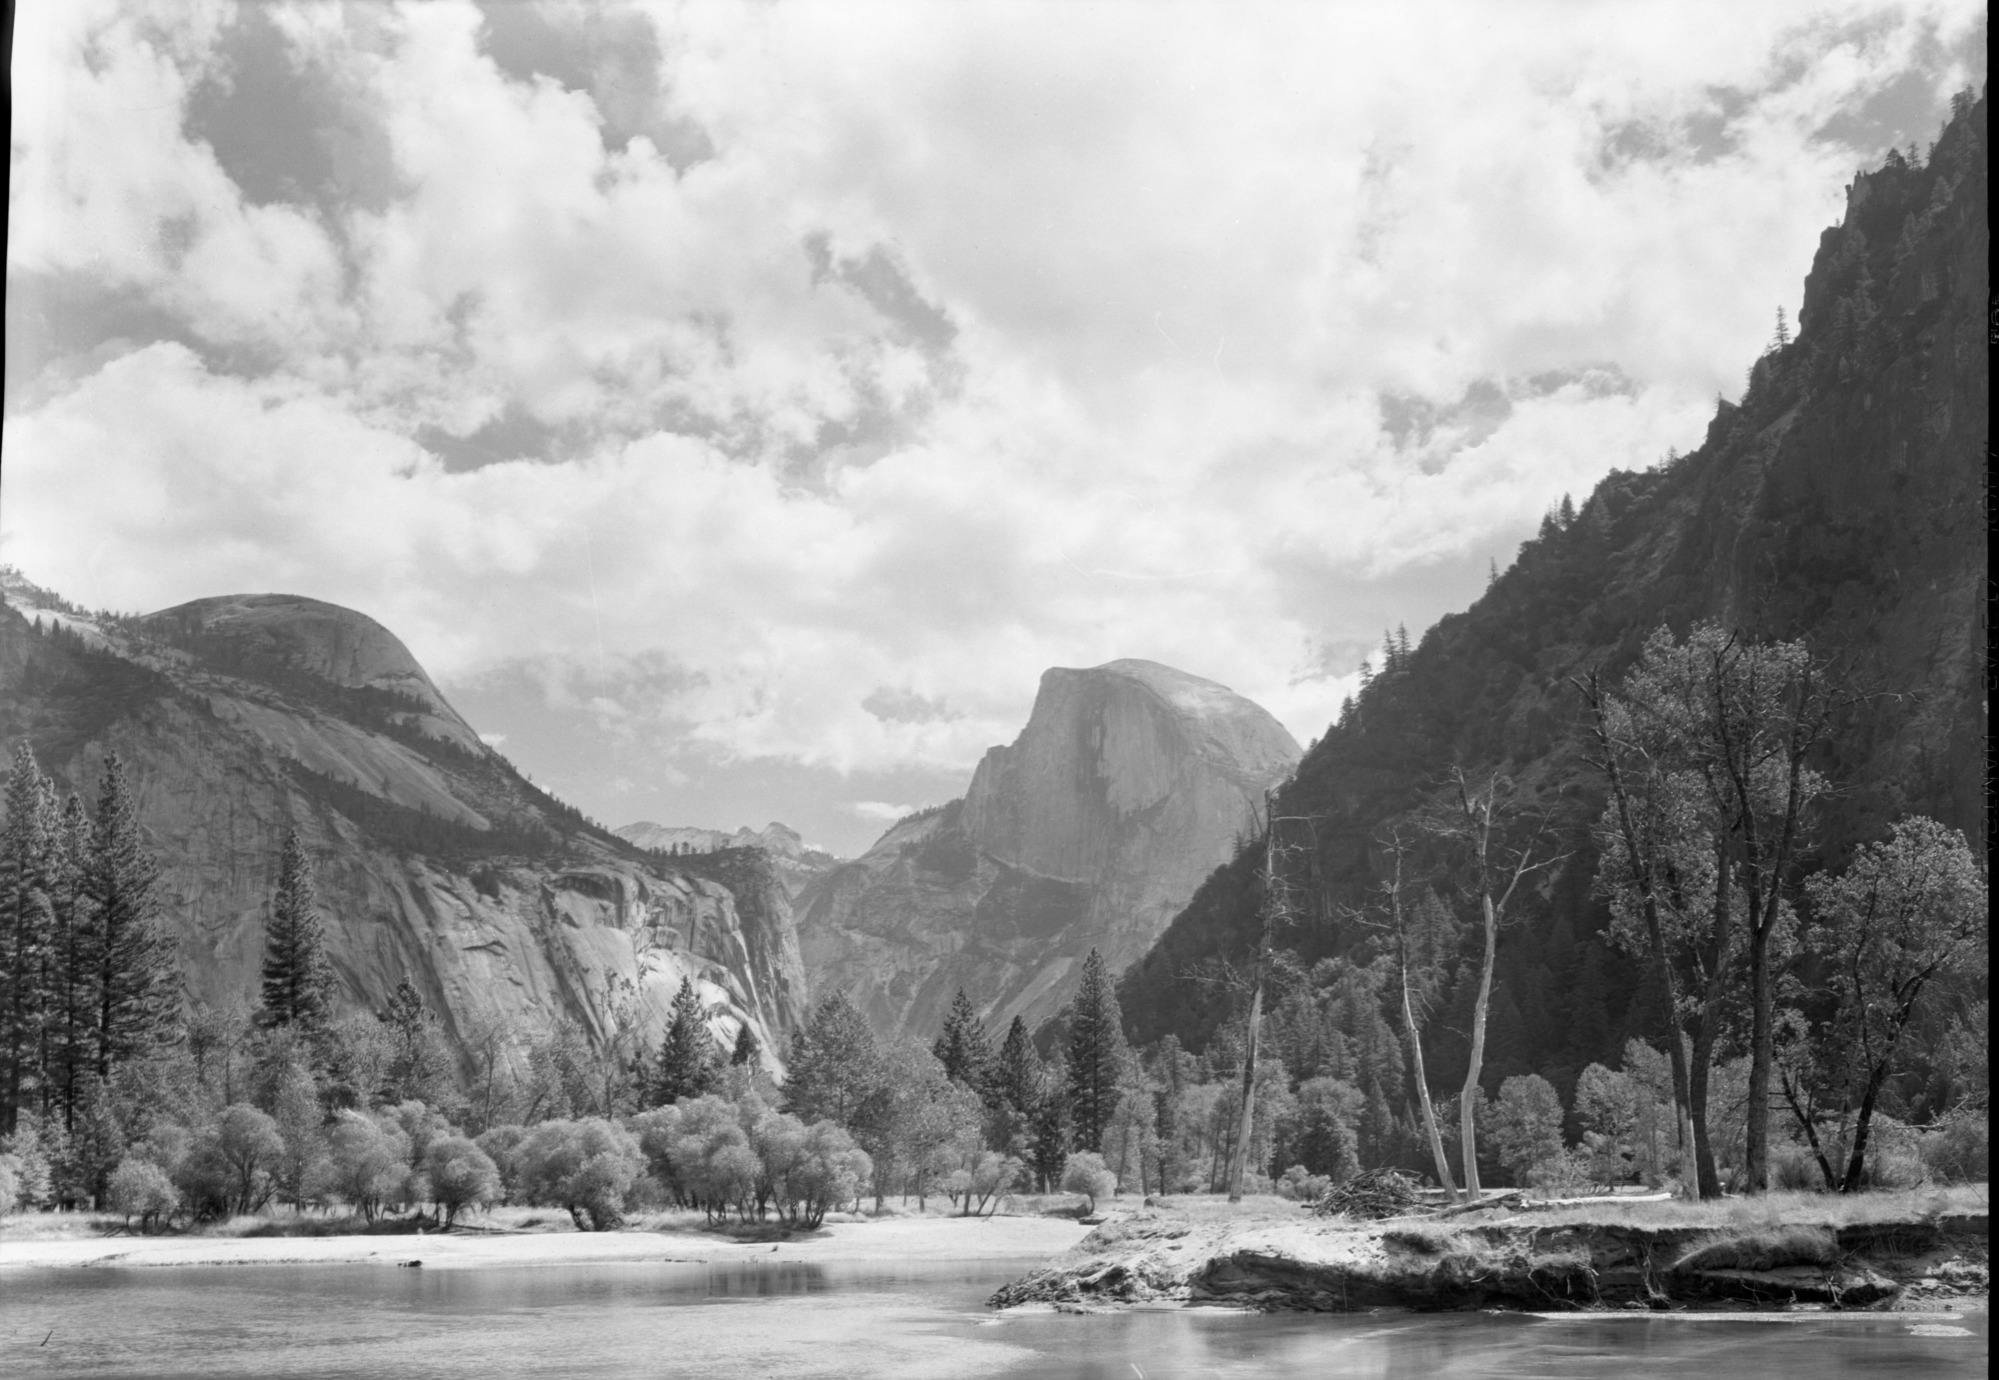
left=3, top=1, right=1985, bottom=857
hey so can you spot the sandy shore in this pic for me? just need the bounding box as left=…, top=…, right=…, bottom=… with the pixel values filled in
left=0, top=1214, right=1091, bottom=1272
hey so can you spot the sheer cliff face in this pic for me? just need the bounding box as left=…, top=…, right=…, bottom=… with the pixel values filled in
left=0, top=590, right=806, bottom=1075
left=795, top=661, right=1299, bottom=1037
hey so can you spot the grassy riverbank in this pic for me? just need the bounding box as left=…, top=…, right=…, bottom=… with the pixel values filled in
left=992, top=1185, right=1989, bottom=1314
left=0, top=1202, right=1091, bottom=1271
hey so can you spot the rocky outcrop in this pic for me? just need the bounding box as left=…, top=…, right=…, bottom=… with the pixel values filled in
left=0, top=583, right=806, bottom=1077
left=794, top=660, right=1298, bottom=1038
left=614, top=820, right=843, bottom=900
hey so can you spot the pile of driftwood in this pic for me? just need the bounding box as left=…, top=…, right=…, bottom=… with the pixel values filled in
left=1311, top=1167, right=1422, bottom=1219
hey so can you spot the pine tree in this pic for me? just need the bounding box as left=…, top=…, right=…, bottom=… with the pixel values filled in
left=1028, top=1056, right=1070, bottom=1192
left=783, top=991, right=881, bottom=1126
left=931, top=989, right=992, bottom=1089
left=990, top=1016, right=1040, bottom=1117
left=45, top=796, right=92, bottom=1129
left=83, top=755, right=178, bottom=1081
left=0, top=745, right=55, bottom=1135
left=379, top=977, right=447, bottom=1104
left=258, top=829, right=334, bottom=1033
left=731, top=1021, right=760, bottom=1067
left=1066, top=949, right=1127, bottom=1152
left=653, top=976, right=720, bottom=1104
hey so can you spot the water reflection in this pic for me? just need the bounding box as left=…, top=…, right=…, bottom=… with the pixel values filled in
left=0, top=1261, right=1984, bottom=1379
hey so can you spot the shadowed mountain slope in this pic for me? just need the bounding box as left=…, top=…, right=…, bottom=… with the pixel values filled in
left=1119, top=94, right=1988, bottom=1088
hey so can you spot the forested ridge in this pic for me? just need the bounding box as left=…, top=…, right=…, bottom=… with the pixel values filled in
left=1116, top=92, right=1986, bottom=1187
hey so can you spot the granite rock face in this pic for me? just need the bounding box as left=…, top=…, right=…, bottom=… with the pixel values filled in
left=794, top=660, right=1298, bottom=1038
left=0, top=584, right=806, bottom=1078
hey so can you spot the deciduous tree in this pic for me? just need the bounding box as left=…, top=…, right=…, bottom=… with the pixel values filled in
left=1794, top=817, right=1986, bottom=1191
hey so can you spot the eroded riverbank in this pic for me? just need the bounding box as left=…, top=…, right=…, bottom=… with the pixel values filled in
left=992, top=1197, right=1989, bottom=1314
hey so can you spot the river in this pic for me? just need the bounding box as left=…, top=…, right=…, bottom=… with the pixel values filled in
left=0, top=1260, right=1984, bottom=1378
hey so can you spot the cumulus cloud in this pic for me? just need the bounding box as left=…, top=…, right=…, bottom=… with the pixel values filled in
left=2, top=0, right=1985, bottom=848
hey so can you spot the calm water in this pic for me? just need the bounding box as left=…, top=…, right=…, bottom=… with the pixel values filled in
left=0, top=1261, right=1985, bottom=1379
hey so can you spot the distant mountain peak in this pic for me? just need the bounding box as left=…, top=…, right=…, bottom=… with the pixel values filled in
left=795, top=657, right=1299, bottom=1036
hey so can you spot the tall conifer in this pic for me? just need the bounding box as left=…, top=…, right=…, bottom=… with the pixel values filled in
left=783, top=991, right=881, bottom=1126
left=46, top=796, right=93, bottom=1128
left=652, top=976, right=720, bottom=1104
left=931, top=988, right=992, bottom=1089
left=990, top=1016, right=1040, bottom=1117
left=84, top=755, right=177, bottom=1079
left=1066, top=948, right=1127, bottom=1152
left=258, top=828, right=335, bottom=1033
left=0, top=744, right=55, bottom=1134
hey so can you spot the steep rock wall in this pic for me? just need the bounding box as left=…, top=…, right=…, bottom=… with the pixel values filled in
left=0, top=591, right=806, bottom=1077
left=796, top=661, right=1298, bottom=1038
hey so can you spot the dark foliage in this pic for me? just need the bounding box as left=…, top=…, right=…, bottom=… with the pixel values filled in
left=285, top=762, right=562, bottom=865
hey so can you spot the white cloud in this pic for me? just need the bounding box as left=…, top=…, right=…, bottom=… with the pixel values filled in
left=2, top=0, right=1985, bottom=823
left=849, top=801, right=928, bottom=823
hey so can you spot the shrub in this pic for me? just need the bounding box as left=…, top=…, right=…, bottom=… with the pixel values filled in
left=1059, top=1151, right=1117, bottom=1214
left=1579, top=1130, right=1640, bottom=1187
left=1275, top=1164, right=1331, bottom=1201
left=1864, top=1146, right=1928, bottom=1190
left=474, top=1124, right=529, bottom=1201
left=1526, top=1148, right=1598, bottom=1198
left=625, top=1106, right=683, bottom=1204
left=1916, top=1112, right=1989, bottom=1183
left=1769, top=1142, right=1823, bottom=1192
left=210, top=1105, right=285, bottom=1216
left=328, top=1111, right=411, bottom=1223
left=107, top=1158, right=181, bottom=1232
left=424, top=1136, right=501, bottom=1228
left=516, top=1118, right=643, bottom=1230
left=667, top=1096, right=758, bottom=1222
left=1855, top=1115, right=1930, bottom=1190
left=786, top=1121, right=870, bottom=1228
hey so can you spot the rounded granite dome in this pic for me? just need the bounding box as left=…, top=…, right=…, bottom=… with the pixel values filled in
left=140, top=593, right=475, bottom=739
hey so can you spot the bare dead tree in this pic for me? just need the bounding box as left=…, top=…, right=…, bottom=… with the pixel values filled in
left=1224, top=785, right=1315, bottom=1203
left=1346, top=827, right=1459, bottom=1201
left=1425, top=769, right=1565, bottom=1200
